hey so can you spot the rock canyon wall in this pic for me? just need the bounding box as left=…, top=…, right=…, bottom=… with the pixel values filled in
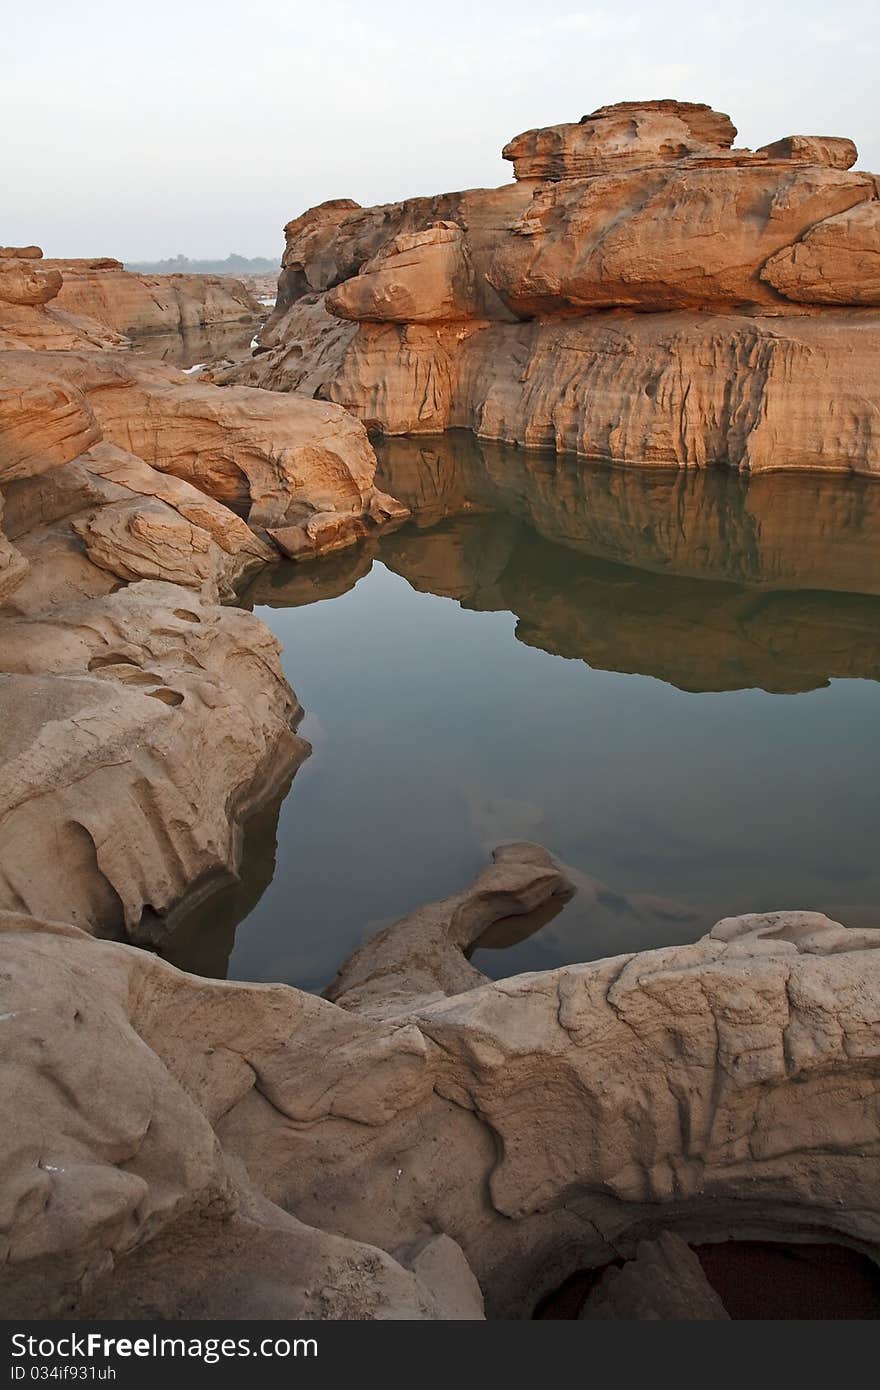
left=221, top=100, right=880, bottom=475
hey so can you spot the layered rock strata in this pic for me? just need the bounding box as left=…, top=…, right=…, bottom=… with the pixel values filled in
left=221, top=99, right=880, bottom=474
left=4, top=102, right=880, bottom=1323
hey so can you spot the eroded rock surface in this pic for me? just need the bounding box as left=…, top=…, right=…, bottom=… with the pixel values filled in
left=503, top=100, right=738, bottom=180
left=762, top=202, right=880, bottom=306
left=0, top=247, right=406, bottom=949
left=0, top=252, right=128, bottom=352
left=226, top=98, right=880, bottom=473
left=1, top=857, right=878, bottom=1320
left=1, top=345, right=405, bottom=555
left=579, top=1232, right=730, bottom=1320
left=3, top=106, right=880, bottom=1325
left=0, top=581, right=305, bottom=939
left=44, top=256, right=262, bottom=336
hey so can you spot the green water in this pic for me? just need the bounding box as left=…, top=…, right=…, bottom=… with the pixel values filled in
left=162, top=434, right=880, bottom=990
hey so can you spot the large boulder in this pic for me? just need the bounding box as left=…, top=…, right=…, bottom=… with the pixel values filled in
left=502, top=99, right=737, bottom=180
left=0, top=912, right=479, bottom=1320
left=488, top=164, right=874, bottom=314
left=327, top=223, right=477, bottom=324
left=762, top=201, right=880, bottom=305
left=0, top=581, right=305, bottom=940
left=0, top=252, right=128, bottom=351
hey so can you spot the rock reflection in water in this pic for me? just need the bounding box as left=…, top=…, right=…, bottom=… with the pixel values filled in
left=127, top=320, right=260, bottom=370
left=376, top=431, right=880, bottom=596
left=158, top=767, right=297, bottom=980
left=167, top=436, right=880, bottom=989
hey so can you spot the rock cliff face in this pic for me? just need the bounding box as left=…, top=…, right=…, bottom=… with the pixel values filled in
left=222, top=99, right=880, bottom=474
left=1, top=246, right=265, bottom=339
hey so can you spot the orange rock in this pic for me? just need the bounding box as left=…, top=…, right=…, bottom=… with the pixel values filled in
left=314, top=310, right=880, bottom=476
left=327, top=222, right=477, bottom=324
left=234, top=98, right=880, bottom=470
left=0, top=258, right=62, bottom=306
left=488, top=164, right=875, bottom=314
left=756, top=134, right=858, bottom=169
left=278, top=184, right=532, bottom=322
left=762, top=201, right=880, bottom=305
left=42, top=258, right=262, bottom=335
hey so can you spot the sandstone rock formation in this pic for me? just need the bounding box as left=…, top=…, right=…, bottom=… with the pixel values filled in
left=762, top=201, right=880, bottom=305
left=327, top=222, right=477, bottom=324
left=0, top=251, right=127, bottom=351
left=487, top=164, right=873, bottom=315
left=502, top=100, right=738, bottom=180
left=4, top=104, right=880, bottom=1326
left=2, top=855, right=879, bottom=1320
left=44, top=255, right=263, bottom=336
left=0, top=582, right=305, bottom=940
left=0, top=250, right=406, bottom=947
left=224, top=99, right=880, bottom=474
left=1, top=246, right=264, bottom=343
left=1, top=344, right=405, bottom=557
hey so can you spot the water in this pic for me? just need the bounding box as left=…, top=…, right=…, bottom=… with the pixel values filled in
left=128, top=320, right=260, bottom=368
left=161, top=433, right=880, bottom=990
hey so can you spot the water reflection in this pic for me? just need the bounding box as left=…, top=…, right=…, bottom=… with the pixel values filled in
left=159, top=767, right=296, bottom=979
left=377, top=432, right=880, bottom=595
left=127, top=320, right=260, bottom=369
left=166, top=437, right=880, bottom=987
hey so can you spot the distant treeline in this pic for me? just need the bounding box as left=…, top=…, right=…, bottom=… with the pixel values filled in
left=124, top=254, right=278, bottom=275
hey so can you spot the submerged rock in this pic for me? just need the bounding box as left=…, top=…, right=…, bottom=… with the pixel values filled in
left=3, top=107, right=880, bottom=1325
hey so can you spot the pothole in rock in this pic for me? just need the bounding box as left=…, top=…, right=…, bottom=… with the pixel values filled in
left=535, top=1241, right=880, bottom=1320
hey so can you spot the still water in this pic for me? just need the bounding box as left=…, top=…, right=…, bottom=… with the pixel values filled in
left=128, top=320, right=260, bottom=368
left=162, top=433, right=880, bottom=990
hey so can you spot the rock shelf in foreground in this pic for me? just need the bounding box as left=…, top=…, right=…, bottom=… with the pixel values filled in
left=2, top=849, right=879, bottom=1319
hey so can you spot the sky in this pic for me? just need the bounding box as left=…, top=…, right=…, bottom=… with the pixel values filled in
left=4, top=1, right=879, bottom=262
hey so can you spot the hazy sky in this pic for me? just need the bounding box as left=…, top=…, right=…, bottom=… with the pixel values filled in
left=4, top=1, right=879, bottom=261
